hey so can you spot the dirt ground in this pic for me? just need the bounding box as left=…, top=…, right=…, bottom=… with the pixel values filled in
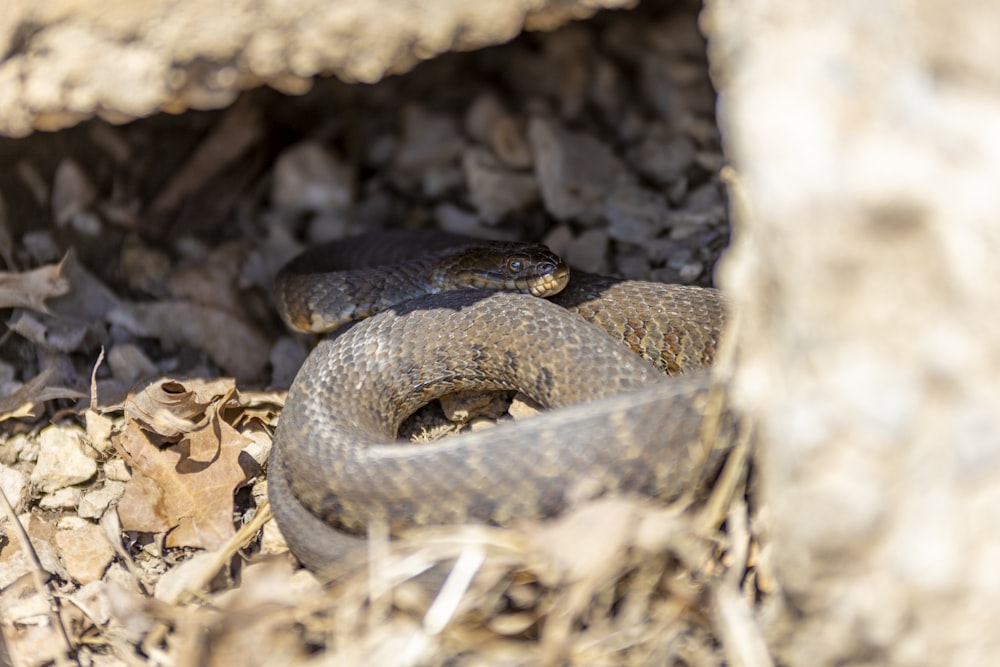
left=0, top=2, right=758, bottom=665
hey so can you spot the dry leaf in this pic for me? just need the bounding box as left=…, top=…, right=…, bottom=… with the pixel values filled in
left=0, top=256, right=70, bottom=312
left=124, top=377, right=237, bottom=439
left=0, top=368, right=85, bottom=422
left=46, top=249, right=121, bottom=322
left=109, top=301, right=270, bottom=381
left=115, top=402, right=256, bottom=550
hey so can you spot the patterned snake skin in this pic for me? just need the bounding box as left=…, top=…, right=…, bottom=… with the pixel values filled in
left=268, top=231, right=734, bottom=577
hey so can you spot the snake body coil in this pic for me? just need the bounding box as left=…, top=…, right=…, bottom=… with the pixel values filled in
left=269, top=232, right=733, bottom=577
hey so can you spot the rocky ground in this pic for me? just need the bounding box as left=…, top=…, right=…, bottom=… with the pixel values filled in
left=0, top=2, right=765, bottom=665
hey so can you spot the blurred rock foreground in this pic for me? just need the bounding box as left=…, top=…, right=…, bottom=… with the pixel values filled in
left=709, top=0, right=1000, bottom=664
left=0, top=0, right=636, bottom=137
left=1, top=0, right=1000, bottom=665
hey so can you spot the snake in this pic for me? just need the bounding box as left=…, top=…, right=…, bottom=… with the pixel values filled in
left=268, top=230, right=734, bottom=578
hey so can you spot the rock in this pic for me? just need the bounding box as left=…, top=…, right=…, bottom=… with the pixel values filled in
left=565, top=228, right=610, bottom=274
left=489, top=116, right=534, bottom=170
left=306, top=210, right=353, bottom=244
left=30, top=426, right=97, bottom=492
left=434, top=203, right=487, bottom=238
left=270, top=336, right=307, bottom=392
left=52, top=159, right=96, bottom=227
left=271, top=142, right=353, bottom=213
left=465, top=92, right=506, bottom=144
left=241, top=429, right=273, bottom=469
left=541, top=225, right=573, bottom=257
left=393, top=106, right=464, bottom=177
left=22, top=513, right=66, bottom=579
left=7, top=433, right=37, bottom=464
left=508, top=394, right=541, bottom=420
left=439, top=391, right=510, bottom=423
left=78, top=481, right=127, bottom=519
left=55, top=517, right=115, bottom=584
left=630, top=128, right=696, bottom=187
left=22, top=229, right=62, bottom=264
left=434, top=203, right=520, bottom=240
left=529, top=117, right=625, bottom=224
left=421, top=164, right=464, bottom=199
left=104, top=458, right=131, bottom=483
left=38, top=487, right=82, bottom=510
left=463, top=146, right=539, bottom=222
left=0, top=0, right=633, bottom=137
left=604, top=182, right=671, bottom=245
left=0, top=464, right=29, bottom=513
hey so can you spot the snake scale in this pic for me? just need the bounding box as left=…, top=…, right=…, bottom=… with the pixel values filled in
left=268, top=230, right=734, bottom=578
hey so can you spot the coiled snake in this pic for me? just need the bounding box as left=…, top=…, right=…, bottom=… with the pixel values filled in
left=268, top=231, right=734, bottom=577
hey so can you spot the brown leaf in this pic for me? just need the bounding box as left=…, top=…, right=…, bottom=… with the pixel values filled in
left=0, top=368, right=85, bottom=422
left=109, top=301, right=270, bottom=381
left=124, top=377, right=237, bottom=439
left=46, top=248, right=122, bottom=322
left=115, top=399, right=256, bottom=550
left=0, top=255, right=70, bottom=312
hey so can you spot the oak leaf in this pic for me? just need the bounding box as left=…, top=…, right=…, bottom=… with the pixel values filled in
left=115, top=390, right=257, bottom=550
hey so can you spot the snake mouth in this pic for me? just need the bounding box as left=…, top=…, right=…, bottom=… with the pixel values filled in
left=464, top=262, right=570, bottom=297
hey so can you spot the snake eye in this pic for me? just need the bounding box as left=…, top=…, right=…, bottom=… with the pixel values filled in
left=507, top=258, right=523, bottom=272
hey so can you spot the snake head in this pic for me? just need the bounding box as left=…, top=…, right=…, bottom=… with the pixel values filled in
left=451, top=242, right=571, bottom=297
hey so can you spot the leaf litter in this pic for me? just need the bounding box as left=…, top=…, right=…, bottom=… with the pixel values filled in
left=0, top=3, right=772, bottom=665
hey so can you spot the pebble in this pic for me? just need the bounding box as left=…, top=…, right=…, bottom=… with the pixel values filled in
left=270, top=336, right=307, bottom=389
left=306, top=210, right=353, bottom=244
left=30, top=426, right=97, bottom=493
left=393, top=105, right=465, bottom=176
left=52, top=159, right=96, bottom=227
left=529, top=117, right=624, bottom=224
left=421, top=164, right=465, bottom=199
left=463, top=146, right=539, bottom=222
left=38, top=487, right=82, bottom=510
left=21, top=229, right=62, bottom=264
left=439, top=391, right=510, bottom=423
left=565, top=228, right=610, bottom=274
left=630, top=128, right=696, bottom=187
left=489, top=116, right=534, bottom=170
left=55, top=517, right=115, bottom=584
left=434, top=203, right=518, bottom=240
left=604, top=182, right=671, bottom=246
left=241, top=429, right=273, bottom=468
left=0, top=464, right=29, bottom=513
left=507, top=394, right=541, bottom=420
left=77, top=480, right=127, bottom=519
left=464, top=92, right=506, bottom=144
left=23, top=513, right=67, bottom=580
left=104, top=458, right=131, bottom=482
left=541, top=224, right=573, bottom=258
left=271, top=142, right=353, bottom=213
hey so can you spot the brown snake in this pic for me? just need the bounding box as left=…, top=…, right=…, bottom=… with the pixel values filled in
left=268, top=231, right=734, bottom=578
